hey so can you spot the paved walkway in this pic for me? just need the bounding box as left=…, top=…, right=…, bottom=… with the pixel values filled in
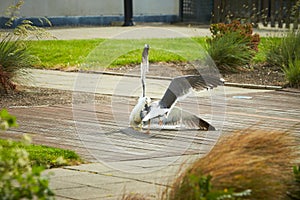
left=36, top=24, right=286, bottom=40
left=26, top=68, right=270, bottom=99
left=47, top=25, right=211, bottom=40
left=19, top=68, right=298, bottom=199
left=5, top=25, right=294, bottom=199
left=21, top=68, right=279, bottom=200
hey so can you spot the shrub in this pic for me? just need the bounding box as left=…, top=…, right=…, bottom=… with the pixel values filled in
left=0, top=138, right=54, bottom=199
left=0, top=109, right=18, bottom=130
left=0, top=140, right=53, bottom=199
left=267, top=30, right=300, bottom=87
left=283, top=58, right=300, bottom=88
left=209, top=20, right=260, bottom=51
left=206, top=32, right=255, bottom=71
left=167, top=129, right=299, bottom=200
left=0, top=0, right=51, bottom=92
left=206, top=20, right=259, bottom=71
left=266, top=30, right=300, bottom=68
left=0, top=110, right=54, bottom=199
left=0, top=34, right=36, bottom=92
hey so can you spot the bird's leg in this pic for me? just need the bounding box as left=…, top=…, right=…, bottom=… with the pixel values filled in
left=158, top=117, right=163, bottom=126
left=146, top=119, right=151, bottom=134
left=158, top=113, right=168, bottom=126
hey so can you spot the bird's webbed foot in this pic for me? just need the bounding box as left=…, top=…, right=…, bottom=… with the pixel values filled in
left=145, top=119, right=151, bottom=134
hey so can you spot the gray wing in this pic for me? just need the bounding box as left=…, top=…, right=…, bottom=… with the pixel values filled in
left=143, top=107, right=215, bottom=131
left=159, top=75, right=224, bottom=109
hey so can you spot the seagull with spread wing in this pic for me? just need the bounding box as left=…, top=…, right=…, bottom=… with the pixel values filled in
left=142, top=74, right=224, bottom=132
left=129, top=44, right=224, bottom=132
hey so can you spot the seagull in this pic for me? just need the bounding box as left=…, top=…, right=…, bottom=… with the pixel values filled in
left=142, top=75, right=224, bottom=131
left=129, top=44, right=151, bottom=130
left=129, top=44, right=224, bottom=132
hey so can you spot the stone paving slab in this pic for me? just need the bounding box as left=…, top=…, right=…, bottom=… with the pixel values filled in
left=25, top=68, right=270, bottom=99
left=43, top=154, right=199, bottom=199
left=44, top=162, right=179, bottom=199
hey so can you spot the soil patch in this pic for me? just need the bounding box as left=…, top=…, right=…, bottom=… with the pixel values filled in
left=107, top=62, right=286, bottom=86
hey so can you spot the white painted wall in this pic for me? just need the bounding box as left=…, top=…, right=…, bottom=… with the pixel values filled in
left=0, top=0, right=179, bottom=17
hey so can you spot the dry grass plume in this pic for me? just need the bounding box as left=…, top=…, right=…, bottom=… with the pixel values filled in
left=167, top=129, right=299, bottom=200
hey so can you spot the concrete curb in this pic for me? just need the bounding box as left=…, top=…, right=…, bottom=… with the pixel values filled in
left=224, top=82, right=282, bottom=90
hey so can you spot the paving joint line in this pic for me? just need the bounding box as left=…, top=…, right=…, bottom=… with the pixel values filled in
left=62, top=167, right=172, bottom=188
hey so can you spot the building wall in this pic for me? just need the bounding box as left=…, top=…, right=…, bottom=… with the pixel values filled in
left=0, top=0, right=180, bottom=26
left=0, top=0, right=179, bottom=17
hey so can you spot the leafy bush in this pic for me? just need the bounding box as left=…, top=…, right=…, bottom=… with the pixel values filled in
left=0, top=109, right=18, bottom=130
left=0, top=138, right=54, bottom=199
left=206, top=20, right=259, bottom=71
left=167, top=130, right=298, bottom=200
left=0, top=110, right=54, bottom=199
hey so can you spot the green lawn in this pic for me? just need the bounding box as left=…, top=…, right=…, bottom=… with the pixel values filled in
left=0, top=138, right=83, bottom=168
left=27, top=39, right=104, bottom=69
left=27, top=37, right=279, bottom=70
left=27, top=37, right=208, bottom=70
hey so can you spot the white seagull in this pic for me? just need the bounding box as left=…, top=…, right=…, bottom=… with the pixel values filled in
left=129, top=44, right=224, bottom=132
left=129, top=44, right=151, bottom=130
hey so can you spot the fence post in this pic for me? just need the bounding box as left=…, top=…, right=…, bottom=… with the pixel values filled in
left=123, top=0, right=134, bottom=26
left=261, top=0, right=269, bottom=27
left=212, top=0, right=222, bottom=23
left=278, top=0, right=283, bottom=28
left=251, top=0, right=259, bottom=27
left=292, top=2, right=299, bottom=30
left=285, top=0, right=291, bottom=28
left=270, top=0, right=276, bottom=27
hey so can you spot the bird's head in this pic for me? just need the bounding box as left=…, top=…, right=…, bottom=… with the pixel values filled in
left=145, top=96, right=151, bottom=106
left=139, top=96, right=151, bottom=121
left=137, top=96, right=151, bottom=109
